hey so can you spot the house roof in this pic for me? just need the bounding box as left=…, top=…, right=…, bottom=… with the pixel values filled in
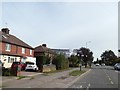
left=34, top=45, right=54, bottom=54
left=0, top=28, right=33, bottom=49
left=34, top=45, right=48, bottom=52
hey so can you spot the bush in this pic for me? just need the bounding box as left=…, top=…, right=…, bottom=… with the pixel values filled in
left=36, top=55, right=47, bottom=72
left=69, top=55, right=80, bottom=67
left=2, top=68, right=12, bottom=76
left=52, top=53, right=69, bottom=70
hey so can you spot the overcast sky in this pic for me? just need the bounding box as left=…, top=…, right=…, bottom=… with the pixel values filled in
left=1, top=1, right=118, bottom=60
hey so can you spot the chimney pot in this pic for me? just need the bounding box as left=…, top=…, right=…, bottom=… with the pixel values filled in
left=42, top=44, right=47, bottom=47
left=1, top=28, right=10, bottom=34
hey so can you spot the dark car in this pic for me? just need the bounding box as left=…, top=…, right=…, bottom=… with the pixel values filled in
left=114, top=63, right=120, bottom=70
left=11, top=62, right=27, bottom=70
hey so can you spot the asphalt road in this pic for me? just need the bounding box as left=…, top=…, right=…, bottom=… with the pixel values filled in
left=69, top=65, right=120, bottom=89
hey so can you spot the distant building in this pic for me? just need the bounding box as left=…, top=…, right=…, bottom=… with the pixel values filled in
left=72, top=49, right=80, bottom=55
left=51, top=48, right=70, bottom=57
left=0, top=28, right=35, bottom=68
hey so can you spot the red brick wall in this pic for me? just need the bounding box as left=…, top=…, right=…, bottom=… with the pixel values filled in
left=1, top=42, right=34, bottom=57
left=17, top=46, right=22, bottom=54
left=11, top=44, right=17, bottom=54
left=1, top=42, right=5, bottom=51
left=0, top=42, right=3, bottom=51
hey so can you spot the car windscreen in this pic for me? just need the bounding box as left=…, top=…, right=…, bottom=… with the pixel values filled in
left=26, top=62, right=34, bottom=65
left=13, top=62, right=20, bottom=64
left=117, top=63, right=120, bottom=65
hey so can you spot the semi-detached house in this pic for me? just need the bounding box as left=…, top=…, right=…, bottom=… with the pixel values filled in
left=0, top=28, right=35, bottom=68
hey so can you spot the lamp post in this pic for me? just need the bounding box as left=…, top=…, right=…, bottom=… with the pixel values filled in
left=78, top=50, right=83, bottom=71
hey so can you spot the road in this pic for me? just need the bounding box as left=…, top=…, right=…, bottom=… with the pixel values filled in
left=69, top=65, right=120, bottom=89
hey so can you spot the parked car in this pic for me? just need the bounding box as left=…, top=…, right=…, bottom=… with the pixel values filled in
left=95, top=63, right=100, bottom=66
left=25, top=62, right=38, bottom=71
left=114, top=63, right=120, bottom=70
left=11, top=62, right=27, bottom=70
left=101, top=63, right=105, bottom=66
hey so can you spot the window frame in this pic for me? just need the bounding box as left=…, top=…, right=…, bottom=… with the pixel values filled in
left=5, top=43, right=11, bottom=52
left=22, top=47, right=25, bottom=54
left=30, top=49, right=32, bottom=55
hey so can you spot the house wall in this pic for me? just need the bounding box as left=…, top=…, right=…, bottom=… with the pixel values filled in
left=1, top=42, right=34, bottom=57
left=0, top=42, right=34, bottom=68
left=0, top=55, right=21, bottom=68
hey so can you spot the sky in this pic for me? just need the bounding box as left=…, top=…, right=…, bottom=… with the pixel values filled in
left=1, top=1, right=118, bottom=60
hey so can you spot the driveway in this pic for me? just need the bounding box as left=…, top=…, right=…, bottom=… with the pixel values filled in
left=2, top=67, right=90, bottom=88
left=2, top=71, right=42, bottom=83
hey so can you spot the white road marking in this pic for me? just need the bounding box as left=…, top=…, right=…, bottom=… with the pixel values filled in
left=110, top=81, right=114, bottom=84
left=108, top=77, right=111, bottom=81
left=86, top=83, right=91, bottom=90
left=80, top=85, right=83, bottom=88
left=104, top=71, right=114, bottom=85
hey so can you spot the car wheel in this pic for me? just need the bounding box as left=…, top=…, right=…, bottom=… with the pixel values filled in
left=34, top=68, right=37, bottom=71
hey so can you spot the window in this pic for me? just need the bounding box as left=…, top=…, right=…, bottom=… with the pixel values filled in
left=15, top=58, right=17, bottom=62
left=30, top=49, right=32, bottom=55
left=8, top=57, right=10, bottom=63
left=8, top=57, right=14, bottom=63
left=5, top=44, right=11, bottom=51
left=11, top=58, right=14, bottom=63
left=22, top=48, right=25, bottom=54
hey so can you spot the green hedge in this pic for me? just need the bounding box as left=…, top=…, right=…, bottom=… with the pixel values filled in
left=52, top=53, right=69, bottom=70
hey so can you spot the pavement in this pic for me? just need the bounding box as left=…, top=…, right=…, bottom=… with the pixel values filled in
left=1, top=67, right=90, bottom=88
left=2, top=71, right=43, bottom=83
left=69, top=65, right=120, bottom=89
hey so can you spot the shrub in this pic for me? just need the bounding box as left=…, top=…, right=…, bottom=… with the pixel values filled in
left=52, top=53, right=69, bottom=70
left=69, top=55, right=80, bottom=67
left=2, top=68, right=11, bottom=76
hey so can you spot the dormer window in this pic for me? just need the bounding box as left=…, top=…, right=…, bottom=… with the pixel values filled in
left=22, top=48, right=25, bottom=54
left=5, top=43, right=11, bottom=51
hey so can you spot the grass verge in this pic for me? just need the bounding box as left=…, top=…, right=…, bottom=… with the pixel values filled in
left=17, top=76, right=27, bottom=80
left=43, top=68, right=72, bottom=75
left=69, top=70, right=86, bottom=76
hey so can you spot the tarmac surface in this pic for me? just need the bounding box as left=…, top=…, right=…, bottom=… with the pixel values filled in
left=1, top=67, right=89, bottom=88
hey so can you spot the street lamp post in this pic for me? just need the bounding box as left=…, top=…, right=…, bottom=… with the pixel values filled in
left=78, top=51, right=83, bottom=71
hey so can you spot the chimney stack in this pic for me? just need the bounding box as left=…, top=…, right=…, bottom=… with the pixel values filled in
left=42, top=44, right=47, bottom=47
left=1, top=28, right=10, bottom=34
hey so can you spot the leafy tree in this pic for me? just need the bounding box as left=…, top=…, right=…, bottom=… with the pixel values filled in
left=52, top=53, right=69, bottom=70
left=100, top=50, right=117, bottom=65
left=77, top=47, right=94, bottom=68
left=69, top=55, right=80, bottom=67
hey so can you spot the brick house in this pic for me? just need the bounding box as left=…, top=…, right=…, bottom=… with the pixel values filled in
left=34, top=44, right=55, bottom=71
left=0, top=28, right=35, bottom=68
left=34, top=44, right=54, bottom=58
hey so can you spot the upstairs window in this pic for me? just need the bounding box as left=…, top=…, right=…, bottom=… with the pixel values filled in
left=5, top=43, right=11, bottom=51
left=22, top=48, right=25, bottom=54
left=30, top=49, right=32, bottom=55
